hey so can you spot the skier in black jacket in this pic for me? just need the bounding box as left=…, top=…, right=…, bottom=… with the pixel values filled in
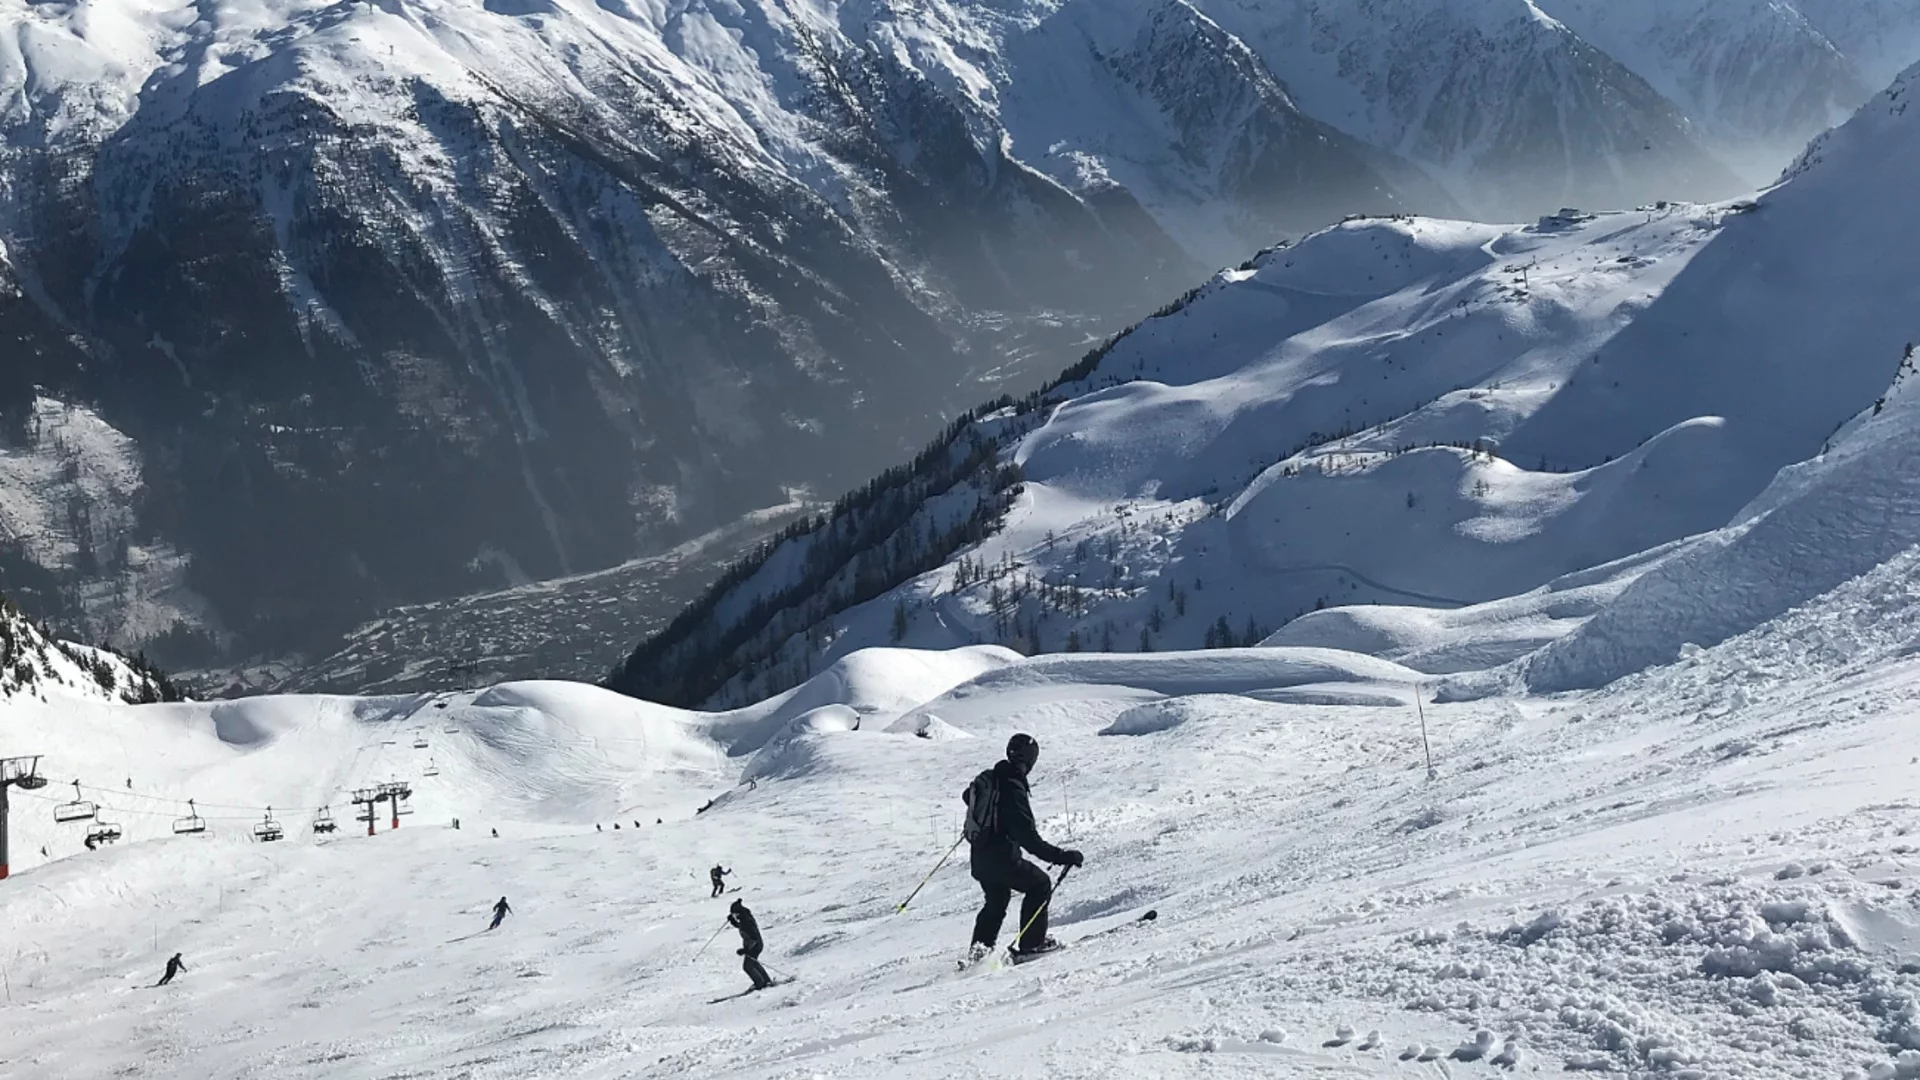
left=156, top=953, right=187, bottom=987
left=963, top=733, right=1083, bottom=960
left=728, top=899, right=774, bottom=990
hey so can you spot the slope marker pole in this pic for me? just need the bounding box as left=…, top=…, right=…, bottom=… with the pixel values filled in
left=1415, top=687, right=1436, bottom=781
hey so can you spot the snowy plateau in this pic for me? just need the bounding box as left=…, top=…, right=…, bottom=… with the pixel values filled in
left=3, top=0, right=1919, bottom=687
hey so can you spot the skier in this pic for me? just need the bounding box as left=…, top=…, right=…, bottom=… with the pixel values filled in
left=489, top=896, right=512, bottom=930
left=962, top=733, right=1082, bottom=962
left=710, top=865, right=731, bottom=897
left=596, top=824, right=603, bottom=833
left=156, top=953, right=187, bottom=987
left=728, top=899, right=774, bottom=991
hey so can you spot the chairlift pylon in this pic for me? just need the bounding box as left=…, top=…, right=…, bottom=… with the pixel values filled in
left=172, top=798, right=207, bottom=835
left=53, top=780, right=97, bottom=824
left=254, top=806, right=284, bottom=843
left=312, top=806, right=338, bottom=835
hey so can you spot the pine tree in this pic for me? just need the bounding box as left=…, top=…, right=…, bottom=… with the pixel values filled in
left=890, top=600, right=910, bottom=643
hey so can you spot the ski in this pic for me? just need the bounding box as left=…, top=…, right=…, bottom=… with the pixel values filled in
left=707, top=975, right=795, bottom=1004
left=1007, top=942, right=1067, bottom=965
left=1076, top=908, right=1158, bottom=942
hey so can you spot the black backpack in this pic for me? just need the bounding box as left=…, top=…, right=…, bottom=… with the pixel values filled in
left=962, top=769, right=999, bottom=842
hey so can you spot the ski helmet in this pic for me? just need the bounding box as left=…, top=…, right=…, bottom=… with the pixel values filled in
left=1006, top=733, right=1040, bottom=774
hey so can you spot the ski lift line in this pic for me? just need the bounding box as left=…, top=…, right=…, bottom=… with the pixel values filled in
left=61, top=781, right=340, bottom=814
left=9, top=788, right=350, bottom=823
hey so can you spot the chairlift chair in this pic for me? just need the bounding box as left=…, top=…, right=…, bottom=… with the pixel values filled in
left=413, top=735, right=429, bottom=749
left=2, top=756, right=48, bottom=789
left=172, top=798, right=207, bottom=835
left=312, top=807, right=338, bottom=835
left=86, top=820, right=122, bottom=845
left=423, top=759, right=439, bottom=778
left=53, top=780, right=97, bottom=824
left=254, top=807, right=285, bottom=843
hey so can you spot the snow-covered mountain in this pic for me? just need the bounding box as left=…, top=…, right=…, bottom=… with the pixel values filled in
left=1543, top=0, right=1873, bottom=183
left=0, top=0, right=1479, bottom=668
left=10, top=0, right=1893, bottom=681
left=1192, top=0, right=1746, bottom=218
left=611, top=59, right=1920, bottom=710
left=0, top=591, right=179, bottom=704
left=1793, top=0, right=1920, bottom=86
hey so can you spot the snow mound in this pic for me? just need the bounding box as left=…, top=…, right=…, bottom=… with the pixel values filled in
left=1527, top=352, right=1920, bottom=691
left=1265, top=540, right=1684, bottom=674
left=883, top=713, right=975, bottom=741
left=706, top=646, right=1021, bottom=754
left=742, top=705, right=862, bottom=782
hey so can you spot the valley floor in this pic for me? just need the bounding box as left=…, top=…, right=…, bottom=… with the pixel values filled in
left=7, top=574, right=1920, bottom=1079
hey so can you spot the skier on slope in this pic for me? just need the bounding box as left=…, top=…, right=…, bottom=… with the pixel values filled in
left=710, top=865, right=731, bottom=897
left=155, top=953, right=187, bottom=987
left=489, top=896, right=512, bottom=930
left=727, top=899, right=774, bottom=991
left=962, top=733, right=1083, bottom=962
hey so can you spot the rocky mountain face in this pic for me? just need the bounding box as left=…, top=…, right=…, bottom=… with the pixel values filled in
left=1545, top=0, right=1878, bottom=182
left=1194, top=0, right=1747, bottom=219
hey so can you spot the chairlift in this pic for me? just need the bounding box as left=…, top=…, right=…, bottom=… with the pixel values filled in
left=86, top=819, right=122, bottom=845
left=254, top=806, right=284, bottom=843
left=413, top=735, right=430, bottom=750
left=394, top=793, right=414, bottom=817
left=422, top=758, right=439, bottom=778
left=172, top=798, right=207, bottom=835
left=312, top=806, right=338, bottom=835
left=442, top=725, right=457, bottom=734
left=2, top=756, right=48, bottom=789
left=53, top=780, right=98, bottom=824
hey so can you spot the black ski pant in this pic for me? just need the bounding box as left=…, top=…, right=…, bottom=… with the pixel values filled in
left=712, top=881, right=724, bottom=897
left=742, top=943, right=772, bottom=989
left=971, top=857, right=1051, bottom=952
left=157, top=970, right=178, bottom=986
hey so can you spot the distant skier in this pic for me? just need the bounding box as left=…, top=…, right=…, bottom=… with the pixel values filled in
left=84, top=833, right=99, bottom=852
left=155, top=953, right=186, bottom=987
left=710, top=866, right=731, bottom=897
left=962, top=734, right=1082, bottom=962
left=489, top=896, right=512, bottom=930
left=728, top=899, right=774, bottom=991
left=597, top=824, right=603, bottom=833
left=490, top=828, right=498, bottom=838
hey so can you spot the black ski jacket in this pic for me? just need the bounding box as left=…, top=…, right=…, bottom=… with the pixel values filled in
left=965, top=759, right=1071, bottom=873
left=728, top=905, right=763, bottom=952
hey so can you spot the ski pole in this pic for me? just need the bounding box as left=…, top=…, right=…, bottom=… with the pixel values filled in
left=1005, top=865, right=1072, bottom=959
left=692, top=920, right=729, bottom=963
left=896, top=835, right=964, bottom=914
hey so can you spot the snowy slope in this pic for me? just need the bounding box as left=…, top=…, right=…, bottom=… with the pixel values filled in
left=18, top=557, right=1920, bottom=1075
left=0, top=591, right=178, bottom=704
left=614, top=54, right=1920, bottom=711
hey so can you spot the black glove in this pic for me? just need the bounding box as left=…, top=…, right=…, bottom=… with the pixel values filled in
left=736, top=948, right=745, bottom=955
left=1062, top=849, right=1085, bottom=868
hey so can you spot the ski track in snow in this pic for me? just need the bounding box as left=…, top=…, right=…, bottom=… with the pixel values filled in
left=10, top=571, right=1920, bottom=1078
